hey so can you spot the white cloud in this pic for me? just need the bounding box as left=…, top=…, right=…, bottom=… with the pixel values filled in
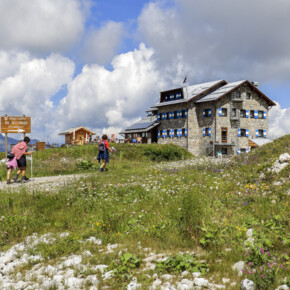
left=138, top=0, right=290, bottom=83
left=268, top=102, right=290, bottom=139
left=0, top=51, right=75, bottom=139
left=53, top=43, right=166, bottom=141
left=0, top=0, right=85, bottom=53
left=82, top=21, right=124, bottom=65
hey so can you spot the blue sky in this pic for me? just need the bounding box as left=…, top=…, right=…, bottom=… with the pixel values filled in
left=0, top=0, right=289, bottom=142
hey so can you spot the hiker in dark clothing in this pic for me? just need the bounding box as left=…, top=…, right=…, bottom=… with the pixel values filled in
left=97, top=134, right=113, bottom=171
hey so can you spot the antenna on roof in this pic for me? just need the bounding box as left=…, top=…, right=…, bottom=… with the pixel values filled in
left=183, top=76, right=189, bottom=98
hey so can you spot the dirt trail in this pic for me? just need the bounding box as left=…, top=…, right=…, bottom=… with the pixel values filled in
left=0, top=174, right=90, bottom=193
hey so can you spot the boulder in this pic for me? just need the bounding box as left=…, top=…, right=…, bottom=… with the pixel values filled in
left=241, top=279, right=254, bottom=290
left=279, top=153, right=290, bottom=163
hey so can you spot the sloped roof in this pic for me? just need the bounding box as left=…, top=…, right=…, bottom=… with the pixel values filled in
left=59, top=126, right=96, bottom=135
left=195, top=80, right=276, bottom=105
left=195, top=80, right=246, bottom=103
left=120, top=116, right=159, bottom=134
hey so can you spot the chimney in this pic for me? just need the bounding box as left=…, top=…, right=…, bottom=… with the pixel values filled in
left=251, top=81, right=259, bottom=88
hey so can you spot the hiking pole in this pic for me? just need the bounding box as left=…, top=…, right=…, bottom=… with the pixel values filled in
left=31, top=154, right=33, bottom=180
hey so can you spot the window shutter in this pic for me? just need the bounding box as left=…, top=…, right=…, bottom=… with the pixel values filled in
left=203, top=128, right=205, bottom=137
left=238, top=128, right=241, bottom=137
left=158, top=131, right=160, bottom=138
left=180, top=110, right=183, bottom=118
left=169, top=112, right=171, bottom=119
left=158, top=113, right=160, bottom=120
left=177, top=129, right=179, bottom=137
left=208, top=128, right=211, bottom=136
left=185, top=109, right=188, bottom=118
left=256, top=129, right=259, bottom=137
left=246, top=129, right=249, bottom=137
left=185, top=129, right=188, bottom=137
left=263, top=130, right=267, bottom=138
left=164, top=113, right=167, bottom=120
left=237, top=148, right=241, bottom=155
left=218, top=108, right=222, bottom=116
left=203, top=109, right=205, bottom=117
left=246, top=110, right=249, bottom=118
left=263, top=111, right=267, bottom=119
left=161, top=113, right=164, bottom=120
left=172, top=111, right=174, bottom=119
left=171, top=129, right=174, bottom=138
left=170, top=94, right=174, bottom=100
left=180, top=129, right=183, bottom=137
left=254, top=110, right=258, bottom=119
left=165, top=130, right=168, bottom=138
left=208, top=108, right=212, bottom=117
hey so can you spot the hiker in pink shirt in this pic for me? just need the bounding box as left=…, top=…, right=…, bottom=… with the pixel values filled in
left=7, top=137, right=33, bottom=184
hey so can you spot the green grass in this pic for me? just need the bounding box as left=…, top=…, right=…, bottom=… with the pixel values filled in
left=0, top=138, right=289, bottom=288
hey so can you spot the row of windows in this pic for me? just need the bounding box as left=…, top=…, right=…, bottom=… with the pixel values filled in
left=203, top=128, right=267, bottom=138
left=158, top=110, right=188, bottom=120
left=163, top=92, right=182, bottom=102
left=203, top=108, right=267, bottom=119
left=158, top=129, right=187, bottom=138
left=237, top=148, right=250, bottom=154
left=231, top=92, right=252, bottom=99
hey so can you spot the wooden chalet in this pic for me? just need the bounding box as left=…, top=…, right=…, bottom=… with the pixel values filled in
left=59, top=126, right=96, bottom=145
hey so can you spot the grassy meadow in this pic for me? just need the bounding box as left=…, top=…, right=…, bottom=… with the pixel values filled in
left=0, top=137, right=289, bottom=289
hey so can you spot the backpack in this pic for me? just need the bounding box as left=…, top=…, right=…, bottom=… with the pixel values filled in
left=98, top=141, right=106, bottom=152
left=7, top=151, right=15, bottom=159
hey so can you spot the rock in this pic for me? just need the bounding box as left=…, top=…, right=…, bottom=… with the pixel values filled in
left=272, top=160, right=288, bottom=174
left=152, top=279, right=162, bottom=288
left=246, top=229, right=253, bottom=238
left=276, top=286, right=289, bottom=290
left=230, top=281, right=237, bottom=287
left=194, top=277, right=209, bottom=287
left=279, top=153, right=290, bottom=163
left=144, top=254, right=164, bottom=263
left=82, top=250, right=93, bottom=257
left=192, top=272, right=201, bottom=278
left=103, top=270, right=114, bottom=280
left=93, top=264, right=108, bottom=273
left=44, top=265, right=57, bottom=276
left=64, top=277, right=83, bottom=288
left=86, top=237, right=102, bottom=245
left=243, top=237, right=255, bottom=247
left=84, top=275, right=99, bottom=287
left=62, top=255, right=82, bottom=268
left=152, top=273, right=158, bottom=279
left=241, top=279, right=255, bottom=290
left=177, top=279, right=194, bottom=290
left=127, top=281, right=141, bottom=289
left=181, top=271, right=189, bottom=277
left=162, top=274, right=173, bottom=281
left=232, top=261, right=245, bottom=277
left=222, top=278, right=230, bottom=284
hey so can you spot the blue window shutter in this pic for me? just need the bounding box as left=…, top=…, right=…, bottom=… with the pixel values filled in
left=169, top=112, right=171, bottom=119
left=161, top=113, right=164, bottom=120
left=180, top=129, right=183, bottom=137
left=170, top=94, right=174, bottom=100
left=158, top=113, right=160, bottom=120
left=246, top=129, right=249, bottom=137
left=237, top=148, right=241, bottom=155
left=177, top=129, right=179, bottom=137
left=218, top=108, right=222, bottom=116
left=256, top=129, right=259, bottom=137
left=180, top=110, right=183, bottom=118
left=263, top=130, right=267, bottom=138
left=246, top=110, right=249, bottom=118
left=172, top=111, right=174, bottom=119
left=165, top=113, right=167, bottom=120
left=254, top=110, right=258, bottom=119
left=263, top=111, right=267, bottom=119
left=203, top=109, right=205, bottom=117
left=238, top=128, right=241, bottom=137
left=185, top=129, right=188, bottom=137
left=209, top=108, right=212, bottom=117
left=185, top=109, right=188, bottom=118
left=209, top=128, right=211, bottom=136
left=171, top=129, right=173, bottom=138
left=203, top=128, right=205, bottom=137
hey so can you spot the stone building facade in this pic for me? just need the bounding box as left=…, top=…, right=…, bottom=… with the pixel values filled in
left=121, top=80, right=275, bottom=156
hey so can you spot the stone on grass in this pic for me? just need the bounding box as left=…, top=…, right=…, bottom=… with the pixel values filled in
left=127, top=281, right=141, bottom=289
left=152, top=273, right=158, bottom=279
left=86, top=237, right=102, bottom=245
left=152, top=279, right=162, bottom=288
left=103, top=270, right=114, bottom=280
left=276, top=286, right=290, bottom=290
left=194, top=277, right=209, bottom=287
left=93, top=264, right=108, bottom=273
left=177, top=279, right=194, bottom=290
left=181, top=271, right=189, bottom=277
left=62, top=255, right=82, bottom=268
left=279, top=153, right=290, bottom=163
left=64, top=277, right=83, bottom=288
left=84, top=275, right=99, bottom=287
left=162, top=274, right=173, bottom=281
left=192, top=272, right=201, bottom=278
left=246, top=229, right=253, bottom=238
left=244, top=237, right=255, bottom=247
left=222, top=278, right=230, bottom=284
left=241, top=279, right=255, bottom=290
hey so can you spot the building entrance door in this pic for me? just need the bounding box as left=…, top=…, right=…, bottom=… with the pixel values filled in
left=221, top=128, right=227, bottom=143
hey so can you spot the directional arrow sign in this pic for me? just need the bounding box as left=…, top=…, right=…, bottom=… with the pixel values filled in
left=6, top=128, right=25, bottom=133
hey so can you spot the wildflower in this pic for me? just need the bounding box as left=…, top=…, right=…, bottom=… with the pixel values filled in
left=260, top=248, right=264, bottom=254
left=249, top=262, right=252, bottom=266
left=96, top=222, right=100, bottom=226
left=261, top=275, right=264, bottom=278
left=280, top=264, right=283, bottom=268
left=241, top=269, right=245, bottom=272
left=245, top=252, right=248, bottom=256
left=266, top=252, right=270, bottom=255
left=248, top=271, right=252, bottom=274
left=153, top=225, right=155, bottom=228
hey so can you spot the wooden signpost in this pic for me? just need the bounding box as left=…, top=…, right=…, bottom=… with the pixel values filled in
left=1, top=114, right=31, bottom=157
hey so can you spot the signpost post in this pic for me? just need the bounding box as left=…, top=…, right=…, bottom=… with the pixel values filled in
left=1, top=114, right=31, bottom=157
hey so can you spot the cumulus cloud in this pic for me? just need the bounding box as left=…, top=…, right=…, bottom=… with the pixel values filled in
left=138, top=0, right=290, bottom=83
left=0, top=0, right=85, bottom=53
left=82, top=21, right=124, bottom=65
left=268, top=102, right=290, bottom=139
left=0, top=51, right=75, bottom=139
left=53, top=43, right=166, bottom=140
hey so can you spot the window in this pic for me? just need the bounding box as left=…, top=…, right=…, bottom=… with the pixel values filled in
left=250, top=110, right=255, bottom=118
left=240, top=148, right=246, bottom=153
left=257, top=130, right=263, bottom=137
left=182, top=128, right=185, bottom=136
left=221, top=108, right=227, bottom=116
left=166, top=130, right=170, bottom=138
left=205, top=128, right=210, bottom=136
left=174, top=111, right=177, bottom=119
left=174, top=129, right=177, bottom=137
left=204, top=108, right=211, bottom=117
left=258, top=111, right=263, bottom=119
left=232, top=91, right=241, bottom=98
left=240, top=110, right=246, bottom=118
left=240, top=129, right=246, bottom=137
left=246, top=93, right=251, bottom=99
left=221, top=148, right=228, bottom=155
left=232, top=108, right=237, bottom=117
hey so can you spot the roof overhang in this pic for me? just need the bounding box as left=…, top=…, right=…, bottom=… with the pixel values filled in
left=119, top=122, right=159, bottom=134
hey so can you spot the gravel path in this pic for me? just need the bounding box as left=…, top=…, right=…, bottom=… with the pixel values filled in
left=0, top=174, right=91, bottom=193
